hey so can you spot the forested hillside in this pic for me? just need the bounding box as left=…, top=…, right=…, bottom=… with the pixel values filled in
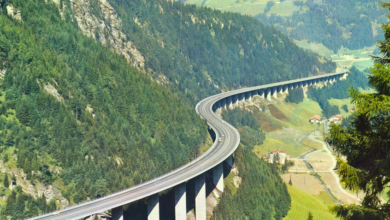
left=0, top=0, right=207, bottom=218
left=216, top=109, right=291, bottom=219
left=256, top=0, right=386, bottom=53
left=58, top=0, right=335, bottom=103
left=307, top=67, right=369, bottom=117
left=182, top=0, right=386, bottom=53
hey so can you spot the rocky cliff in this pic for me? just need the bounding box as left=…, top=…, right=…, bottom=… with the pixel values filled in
left=52, top=0, right=145, bottom=70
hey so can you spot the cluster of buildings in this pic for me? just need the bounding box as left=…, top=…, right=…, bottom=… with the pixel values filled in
left=309, top=114, right=343, bottom=124
left=268, top=149, right=288, bottom=164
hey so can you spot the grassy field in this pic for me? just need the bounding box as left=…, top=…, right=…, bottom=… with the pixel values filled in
left=254, top=132, right=307, bottom=157
left=294, top=40, right=335, bottom=57
left=284, top=185, right=338, bottom=220
left=252, top=98, right=323, bottom=157
left=328, top=98, right=353, bottom=116
left=273, top=98, right=322, bottom=132
left=268, top=1, right=301, bottom=16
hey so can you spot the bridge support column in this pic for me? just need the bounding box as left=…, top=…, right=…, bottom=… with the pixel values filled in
left=232, top=95, right=238, bottom=108
left=195, top=174, right=206, bottom=220
left=213, top=163, right=224, bottom=192
left=147, top=194, right=160, bottom=220
left=272, top=88, right=278, bottom=99
left=222, top=98, right=227, bottom=110
left=175, top=183, right=187, bottom=220
left=246, top=92, right=251, bottom=102
left=228, top=96, right=233, bottom=109
left=225, top=155, right=233, bottom=167
left=112, top=206, right=123, bottom=220
left=266, top=89, right=271, bottom=101
left=258, top=90, right=265, bottom=99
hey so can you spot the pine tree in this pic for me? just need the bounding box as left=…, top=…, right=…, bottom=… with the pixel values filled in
left=326, top=3, right=390, bottom=219
left=3, top=153, right=8, bottom=163
left=307, top=211, right=313, bottom=220
left=3, top=174, right=9, bottom=188
left=11, top=174, right=16, bottom=185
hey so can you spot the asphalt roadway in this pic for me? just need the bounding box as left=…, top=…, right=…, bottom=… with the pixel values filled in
left=29, top=70, right=347, bottom=220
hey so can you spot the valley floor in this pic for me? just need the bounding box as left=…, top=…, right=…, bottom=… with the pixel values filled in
left=240, top=95, right=365, bottom=219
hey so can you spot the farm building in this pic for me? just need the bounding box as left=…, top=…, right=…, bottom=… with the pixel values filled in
left=329, top=114, right=343, bottom=124
left=309, top=115, right=321, bottom=124
left=269, top=149, right=287, bottom=164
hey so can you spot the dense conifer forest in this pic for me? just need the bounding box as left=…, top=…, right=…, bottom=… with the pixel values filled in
left=285, top=87, right=304, bottom=104
left=217, top=109, right=291, bottom=219
left=256, top=0, right=386, bottom=53
left=0, top=0, right=207, bottom=216
left=103, top=0, right=336, bottom=102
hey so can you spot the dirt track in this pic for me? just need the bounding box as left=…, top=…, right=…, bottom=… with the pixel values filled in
left=306, top=135, right=361, bottom=205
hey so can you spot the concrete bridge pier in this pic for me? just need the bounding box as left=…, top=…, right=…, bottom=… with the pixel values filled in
left=239, top=93, right=245, bottom=106
left=225, top=155, right=233, bottom=167
left=212, top=103, right=217, bottom=112
left=285, top=85, right=289, bottom=94
left=240, top=93, right=245, bottom=101
left=277, top=86, right=283, bottom=96
left=195, top=174, right=206, bottom=220
left=258, top=89, right=265, bottom=99
left=245, top=92, right=251, bottom=102
left=272, top=87, right=278, bottom=99
left=221, top=98, right=227, bottom=110
left=233, top=95, right=239, bottom=108
left=213, top=163, right=224, bottom=192
left=266, top=89, right=272, bottom=101
left=147, top=194, right=160, bottom=220
left=216, top=101, right=221, bottom=111
left=112, top=206, right=123, bottom=220
left=288, top=84, right=294, bottom=91
left=175, top=183, right=187, bottom=220
left=228, top=96, right=233, bottom=109
left=292, top=82, right=298, bottom=89
left=251, top=90, right=257, bottom=98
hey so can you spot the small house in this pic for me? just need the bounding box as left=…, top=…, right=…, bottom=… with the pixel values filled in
left=329, top=114, right=343, bottom=124
left=309, top=115, right=321, bottom=124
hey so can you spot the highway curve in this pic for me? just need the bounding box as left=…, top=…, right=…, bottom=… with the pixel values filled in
left=29, top=71, right=346, bottom=220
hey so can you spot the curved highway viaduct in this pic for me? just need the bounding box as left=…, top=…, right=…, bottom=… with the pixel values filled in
left=29, top=70, right=348, bottom=220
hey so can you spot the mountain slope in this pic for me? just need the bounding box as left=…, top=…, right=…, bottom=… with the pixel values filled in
left=182, top=0, right=386, bottom=54
left=0, top=0, right=206, bottom=218
left=58, top=0, right=335, bottom=103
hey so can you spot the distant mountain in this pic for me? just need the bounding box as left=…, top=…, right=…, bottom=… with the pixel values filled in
left=256, top=0, right=386, bottom=53
left=183, top=0, right=386, bottom=53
